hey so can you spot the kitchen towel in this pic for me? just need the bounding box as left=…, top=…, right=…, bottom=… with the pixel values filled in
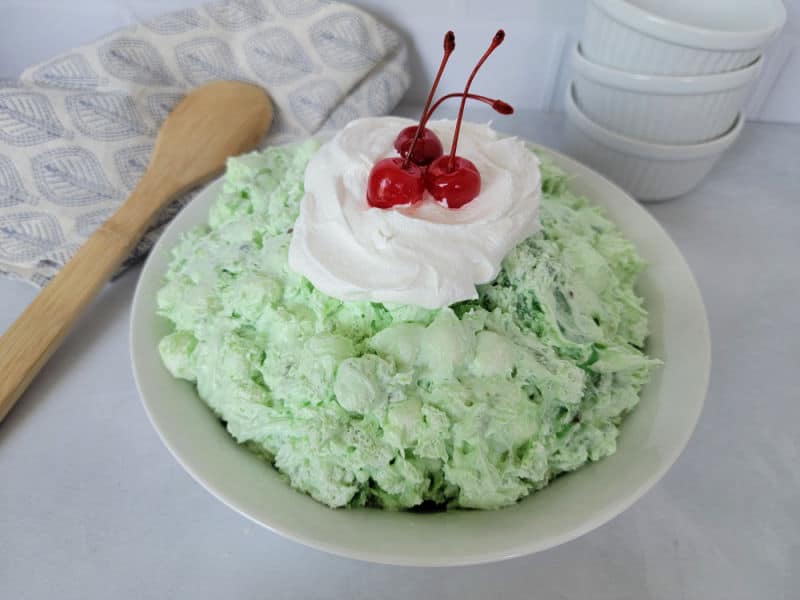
left=0, top=0, right=409, bottom=286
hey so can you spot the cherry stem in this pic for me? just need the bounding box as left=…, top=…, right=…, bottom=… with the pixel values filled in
left=422, top=93, right=513, bottom=124
left=402, top=31, right=455, bottom=169
left=448, top=30, right=505, bottom=171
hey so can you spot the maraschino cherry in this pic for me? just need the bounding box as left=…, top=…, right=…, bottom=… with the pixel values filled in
left=394, top=31, right=455, bottom=166
left=426, top=30, right=505, bottom=208
left=394, top=126, right=442, bottom=168
left=367, top=29, right=511, bottom=210
left=366, top=158, right=425, bottom=209
left=367, top=31, right=455, bottom=208
left=366, top=92, right=512, bottom=209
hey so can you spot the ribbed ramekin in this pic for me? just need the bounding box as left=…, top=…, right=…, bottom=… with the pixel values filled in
left=563, top=84, right=744, bottom=201
left=582, top=0, right=785, bottom=75
left=572, top=44, right=761, bottom=144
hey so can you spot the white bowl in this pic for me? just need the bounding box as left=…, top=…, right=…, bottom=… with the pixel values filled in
left=573, top=44, right=761, bottom=144
left=130, top=140, right=710, bottom=566
left=582, top=0, right=786, bottom=75
left=564, top=83, right=744, bottom=201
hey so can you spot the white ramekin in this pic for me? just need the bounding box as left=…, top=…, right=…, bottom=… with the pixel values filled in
left=563, top=83, right=744, bottom=201
left=582, top=0, right=786, bottom=75
left=572, top=44, right=761, bottom=144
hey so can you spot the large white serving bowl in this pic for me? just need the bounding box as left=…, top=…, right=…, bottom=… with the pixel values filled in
left=130, top=141, right=710, bottom=566
left=564, top=83, right=744, bottom=201
left=582, top=0, right=786, bottom=75
left=573, top=44, right=761, bottom=144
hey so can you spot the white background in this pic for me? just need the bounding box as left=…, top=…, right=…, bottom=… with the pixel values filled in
left=1, top=0, right=799, bottom=122
left=1, top=3, right=799, bottom=600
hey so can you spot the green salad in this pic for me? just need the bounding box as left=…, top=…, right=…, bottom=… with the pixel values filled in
left=157, top=141, right=658, bottom=510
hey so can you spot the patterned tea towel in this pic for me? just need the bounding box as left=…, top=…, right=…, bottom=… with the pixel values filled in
left=0, top=0, right=409, bottom=287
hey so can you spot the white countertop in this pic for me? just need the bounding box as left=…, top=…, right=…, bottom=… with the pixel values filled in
left=1, top=106, right=798, bottom=600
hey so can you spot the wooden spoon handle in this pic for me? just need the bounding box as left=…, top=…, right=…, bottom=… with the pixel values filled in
left=0, top=178, right=170, bottom=422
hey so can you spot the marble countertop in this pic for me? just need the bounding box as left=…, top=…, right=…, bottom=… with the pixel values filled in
left=1, top=106, right=798, bottom=600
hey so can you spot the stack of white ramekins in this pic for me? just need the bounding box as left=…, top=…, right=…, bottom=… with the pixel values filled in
left=564, top=0, right=786, bottom=201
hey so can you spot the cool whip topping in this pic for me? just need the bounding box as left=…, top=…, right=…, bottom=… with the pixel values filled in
left=288, top=116, right=541, bottom=308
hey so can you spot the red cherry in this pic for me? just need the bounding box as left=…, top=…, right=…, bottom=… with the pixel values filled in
left=367, top=158, right=425, bottom=209
left=394, top=125, right=443, bottom=166
left=425, top=30, right=505, bottom=209
left=394, top=31, right=455, bottom=171
left=395, top=94, right=513, bottom=167
left=425, top=155, right=481, bottom=209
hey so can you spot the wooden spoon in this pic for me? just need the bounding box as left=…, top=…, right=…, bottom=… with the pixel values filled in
left=0, top=81, right=273, bottom=423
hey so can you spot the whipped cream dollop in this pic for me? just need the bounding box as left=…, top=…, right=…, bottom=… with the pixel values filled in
left=288, top=116, right=541, bottom=309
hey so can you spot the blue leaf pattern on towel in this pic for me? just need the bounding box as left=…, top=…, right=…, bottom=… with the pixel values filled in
left=205, top=0, right=271, bottom=31
left=367, top=71, right=406, bottom=115
left=38, top=242, right=80, bottom=270
left=0, top=155, right=37, bottom=208
left=145, top=92, right=184, bottom=122
left=289, top=78, right=340, bottom=131
left=114, top=144, right=153, bottom=190
left=98, top=38, right=176, bottom=86
left=245, top=29, right=315, bottom=85
left=318, top=101, right=358, bottom=131
left=31, top=54, right=107, bottom=90
left=273, top=0, right=328, bottom=17
left=0, top=212, right=63, bottom=262
left=75, top=207, right=115, bottom=237
left=374, top=21, right=402, bottom=52
left=143, top=8, right=209, bottom=34
left=267, top=108, right=302, bottom=139
left=0, top=91, right=72, bottom=146
left=1, top=0, right=410, bottom=286
left=67, top=92, right=154, bottom=140
left=29, top=272, right=53, bottom=286
left=32, top=147, right=122, bottom=206
left=176, top=38, right=246, bottom=85
left=310, top=12, right=380, bottom=71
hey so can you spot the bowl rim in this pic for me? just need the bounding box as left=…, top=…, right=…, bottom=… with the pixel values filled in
left=573, top=43, right=763, bottom=94
left=565, top=83, right=745, bottom=159
left=130, top=139, right=710, bottom=566
left=590, top=0, right=786, bottom=51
